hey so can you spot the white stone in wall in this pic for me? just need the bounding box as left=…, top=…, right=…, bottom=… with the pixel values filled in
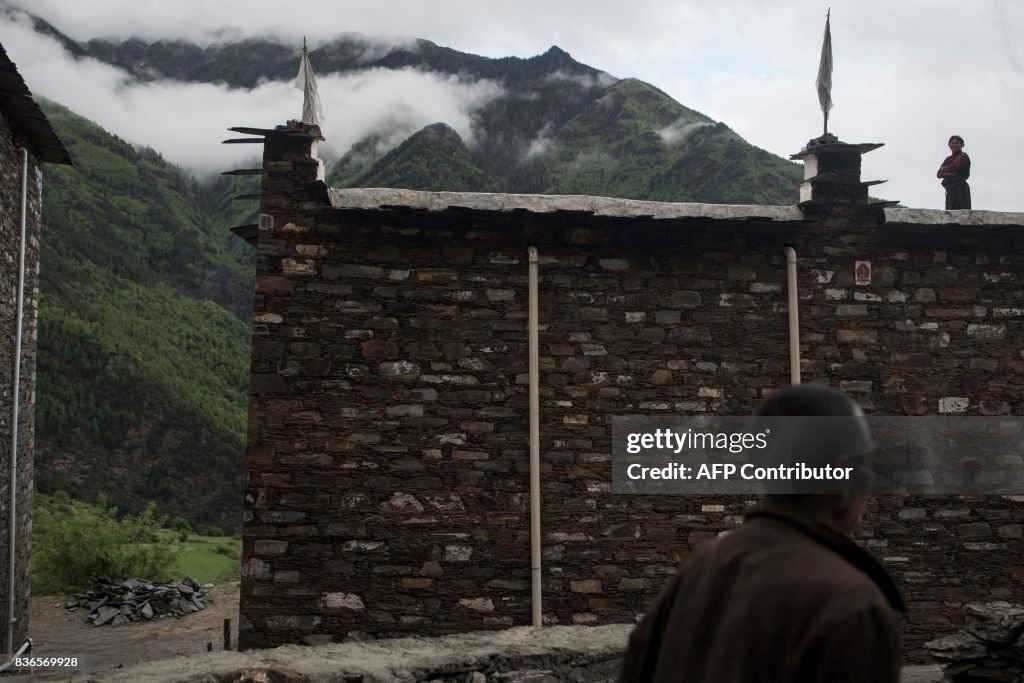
left=319, top=593, right=365, bottom=610
left=824, top=288, right=847, bottom=301
left=967, top=324, right=1005, bottom=339
left=421, top=374, right=478, bottom=385
left=380, top=361, right=421, bottom=377
left=459, top=598, right=495, bottom=613
left=341, top=540, right=385, bottom=551
left=242, top=557, right=272, bottom=579
left=938, top=397, right=969, bottom=414
left=423, top=493, right=465, bottom=512
left=381, top=492, right=424, bottom=512
left=281, top=258, right=316, bottom=275
left=445, top=545, right=473, bottom=561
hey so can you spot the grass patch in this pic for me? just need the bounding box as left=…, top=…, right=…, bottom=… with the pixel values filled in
left=161, top=531, right=241, bottom=584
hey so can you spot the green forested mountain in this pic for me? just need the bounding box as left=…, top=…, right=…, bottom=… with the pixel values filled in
left=35, top=101, right=255, bottom=532
left=335, top=122, right=497, bottom=192
left=16, top=7, right=803, bottom=203
left=330, top=79, right=801, bottom=203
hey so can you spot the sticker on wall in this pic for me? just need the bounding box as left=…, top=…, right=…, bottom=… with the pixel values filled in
left=854, top=261, right=871, bottom=286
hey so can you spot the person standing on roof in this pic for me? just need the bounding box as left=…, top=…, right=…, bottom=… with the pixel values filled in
left=937, top=135, right=971, bottom=209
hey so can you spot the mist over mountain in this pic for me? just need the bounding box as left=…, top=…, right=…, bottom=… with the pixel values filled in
left=8, top=5, right=802, bottom=202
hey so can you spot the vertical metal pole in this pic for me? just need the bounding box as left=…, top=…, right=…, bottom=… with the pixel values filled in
left=527, top=246, right=542, bottom=627
left=785, top=247, right=801, bottom=385
left=6, top=148, right=29, bottom=659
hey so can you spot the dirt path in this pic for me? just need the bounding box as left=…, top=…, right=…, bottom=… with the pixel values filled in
left=7, top=582, right=239, bottom=681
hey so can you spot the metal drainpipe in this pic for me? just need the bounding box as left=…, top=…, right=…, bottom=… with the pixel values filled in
left=527, top=246, right=542, bottom=626
left=785, top=247, right=801, bottom=385
left=7, top=148, right=29, bottom=659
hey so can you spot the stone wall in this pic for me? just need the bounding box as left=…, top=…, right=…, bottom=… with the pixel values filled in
left=0, top=105, right=42, bottom=654
left=239, top=129, right=1024, bottom=660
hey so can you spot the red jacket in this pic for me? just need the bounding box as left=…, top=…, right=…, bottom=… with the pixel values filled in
left=618, top=504, right=904, bottom=683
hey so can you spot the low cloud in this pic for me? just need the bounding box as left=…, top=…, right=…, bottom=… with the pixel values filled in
left=542, top=69, right=618, bottom=90
left=0, top=12, right=503, bottom=176
left=657, top=117, right=714, bottom=145
left=522, top=123, right=555, bottom=161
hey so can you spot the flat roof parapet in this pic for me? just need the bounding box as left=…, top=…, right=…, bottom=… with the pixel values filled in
left=883, top=208, right=1024, bottom=228
left=327, top=188, right=806, bottom=223
left=324, top=188, right=1024, bottom=229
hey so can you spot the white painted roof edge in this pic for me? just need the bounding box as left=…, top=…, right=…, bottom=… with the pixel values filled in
left=327, top=187, right=805, bottom=221
left=884, top=207, right=1024, bottom=226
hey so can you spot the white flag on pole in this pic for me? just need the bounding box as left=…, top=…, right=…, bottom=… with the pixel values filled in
left=816, top=10, right=833, bottom=116
left=296, top=39, right=323, bottom=126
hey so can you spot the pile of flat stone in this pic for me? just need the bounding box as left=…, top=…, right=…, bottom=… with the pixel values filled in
left=62, top=577, right=212, bottom=626
left=926, top=602, right=1024, bottom=682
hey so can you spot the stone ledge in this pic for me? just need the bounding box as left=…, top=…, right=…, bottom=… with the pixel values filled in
left=327, top=188, right=805, bottom=223
left=884, top=208, right=1024, bottom=227
left=94, top=624, right=632, bottom=683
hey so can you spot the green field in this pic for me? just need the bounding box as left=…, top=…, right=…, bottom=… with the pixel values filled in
left=31, top=492, right=240, bottom=595
left=160, top=530, right=240, bottom=584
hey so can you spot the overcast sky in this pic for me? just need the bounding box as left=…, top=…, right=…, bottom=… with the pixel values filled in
left=2, top=0, right=1022, bottom=211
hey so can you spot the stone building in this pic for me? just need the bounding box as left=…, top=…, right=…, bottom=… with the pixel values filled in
left=233, top=120, right=1024, bottom=660
left=0, top=42, right=71, bottom=658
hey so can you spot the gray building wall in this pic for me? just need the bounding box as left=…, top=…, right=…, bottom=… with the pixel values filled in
left=239, top=126, right=1024, bottom=660
left=0, top=104, right=42, bottom=655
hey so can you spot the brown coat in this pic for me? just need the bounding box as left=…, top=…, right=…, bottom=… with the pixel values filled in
left=618, top=504, right=904, bottom=683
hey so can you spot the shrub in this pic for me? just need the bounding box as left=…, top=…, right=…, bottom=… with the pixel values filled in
left=168, top=516, right=192, bottom=533
left=32, top=498, right=179, bottom=595
left=214, top=544, right=239, bottom=559
left=202, top=526, right=224, bottom=538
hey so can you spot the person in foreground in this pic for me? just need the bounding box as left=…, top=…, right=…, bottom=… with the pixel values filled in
left=617, top=384, right=905, bottom=683
left=937, top=134, right=971, bottom=209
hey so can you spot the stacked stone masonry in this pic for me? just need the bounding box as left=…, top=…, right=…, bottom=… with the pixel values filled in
left=0, top=105, right=42, bottom=654
left=240, top=128, right=1024, bottom=661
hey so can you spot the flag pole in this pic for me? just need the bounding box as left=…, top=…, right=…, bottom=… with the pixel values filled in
left=824, top=8, right=829, bottom=135
left=816, top=8, right=833, bottom=138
